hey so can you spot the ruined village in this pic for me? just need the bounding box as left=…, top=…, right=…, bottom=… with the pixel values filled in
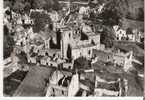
left=3, top=0, right=144, bottom=97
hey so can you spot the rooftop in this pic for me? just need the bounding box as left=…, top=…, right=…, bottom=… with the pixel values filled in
left=13, top=65, right=54, bottom=96
left=72, top=43, right=95, bottom=49
left=92, top=49, right=113, bottom=56
left=40, top=48, right=61, bottom=55
left=60, top=26, right=72, bottom=32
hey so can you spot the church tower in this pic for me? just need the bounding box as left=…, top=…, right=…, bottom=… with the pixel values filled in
left=60, top=27, right=73, bottom=59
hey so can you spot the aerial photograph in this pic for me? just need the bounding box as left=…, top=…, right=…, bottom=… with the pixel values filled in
left=3, top=0, right=144, bottom=97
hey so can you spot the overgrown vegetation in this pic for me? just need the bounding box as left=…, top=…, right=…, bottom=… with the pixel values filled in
left=74, top=57, right=91, bottom=71
left=4, top=0, right=61, bottom=13
left=30, top=11, right=52, bottom=33
left=4, top=25, right=15, bottom=59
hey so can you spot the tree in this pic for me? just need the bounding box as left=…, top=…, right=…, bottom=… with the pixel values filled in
left=30, top=12, right=52, bottom=33
left=74, top=57, right=91, bottom=71
left=30, top=0, right=60, bottom=11
left=23, top=2, right=31, bottom=13
left=4, top=0, right=13, bottom=9
left=12, top=0, right=25, bottom=13
left=17, top=51, right=28, bottom=64
left=137, top=8, right=144, bottom=21
left=44, top=0, right=60, bottom=11
left=4, top=0, right=61, bottom=14
left=32, top=0, right=46, bottom=9
left=67, top=44, right=72, bottom=60
left=4, top=25, right=15, bottom=59
left=100, top=27, right=115, bottom=48
left=98, top=0, right=123, bottom=26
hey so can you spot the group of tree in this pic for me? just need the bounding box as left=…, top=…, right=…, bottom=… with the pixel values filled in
left=88, top=0, right=144, bottom=26
left=88, top=0, right=143, bottom=49
left=100, top=26, right=115, bottom=48
left=98, top=0, right=122, bottom=26
left=30, top=11, right=52, bottom=33
left=74, top=57, right=91, bottom=71
left=99, top=0, right=144, bottom=21
left=4, top=25, right=15, bottom=59
left=4, top=0, right=61, bottom=14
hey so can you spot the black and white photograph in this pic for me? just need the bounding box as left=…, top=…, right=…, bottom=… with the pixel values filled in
left=3, top=0, right=144, bottom=97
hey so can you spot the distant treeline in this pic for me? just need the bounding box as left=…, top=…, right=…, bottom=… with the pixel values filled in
left=100, top=0, right=144, bottom=21
left=4, top=0, right=61, bottom=13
